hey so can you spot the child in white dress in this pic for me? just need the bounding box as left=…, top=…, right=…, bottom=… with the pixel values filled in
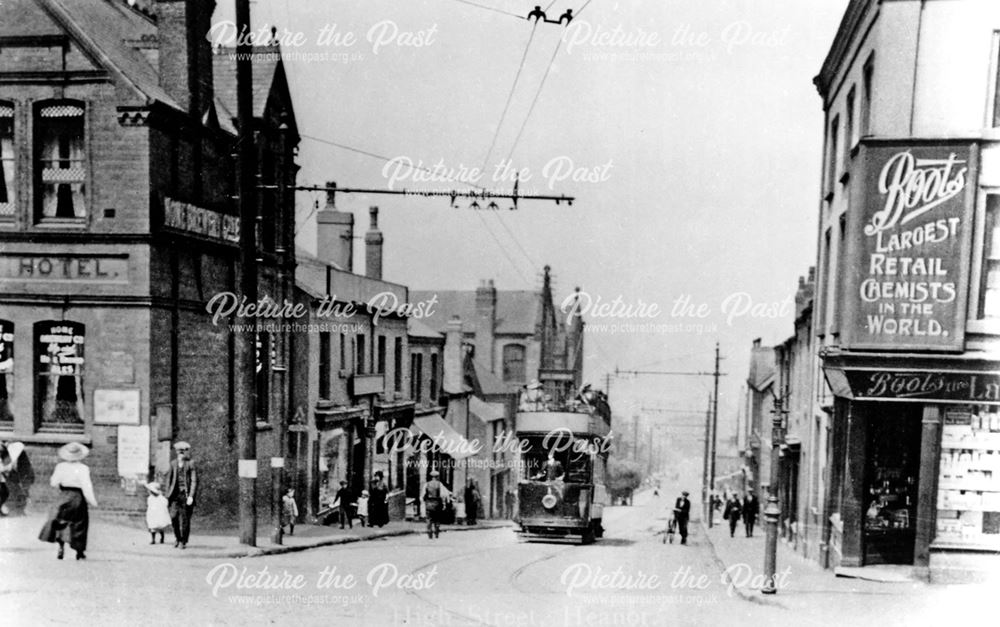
left=145, top=482, right=171, bottom=544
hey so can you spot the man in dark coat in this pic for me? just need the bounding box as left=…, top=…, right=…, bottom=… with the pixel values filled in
left=165, top=441, right=197, bottom=549
left=333, top=480, right=353, bottom=529
left=743, top=492, right=760, bottom=537
left=724, top=495, right=743, bottom=538
left=674, top=490, right=691, bottom=544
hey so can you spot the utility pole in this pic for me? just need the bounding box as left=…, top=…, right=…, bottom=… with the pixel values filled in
left=235, top=0, right=257, bottom=546
left=709, top=342, right=721, bottom=526
left=702, top=395, right=712, bottom=526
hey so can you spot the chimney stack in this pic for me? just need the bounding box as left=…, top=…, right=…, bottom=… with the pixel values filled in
left=156, top=0, right=216, bottom=117
left=365, top=206, right=383, bottom=280
left=444, top=316, right=464, bottom=394
left=475, top=280, right=497, bottom=372
left=316, top=181, right=353, bottom=271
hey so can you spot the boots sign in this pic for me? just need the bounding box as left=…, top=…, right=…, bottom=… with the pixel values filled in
left=842, top=141, right=977, bottom=351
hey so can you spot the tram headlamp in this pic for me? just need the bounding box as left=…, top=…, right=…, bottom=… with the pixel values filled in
left=541, top=494, right=558, bottom=509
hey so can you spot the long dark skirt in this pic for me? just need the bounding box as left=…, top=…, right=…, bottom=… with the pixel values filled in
left=369, top=490, right=388, bottom=527
left=39, top=487, right=88, bottom=552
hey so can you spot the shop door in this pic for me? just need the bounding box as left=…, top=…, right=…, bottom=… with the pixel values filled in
left=864, top=405, right=921, bottom=565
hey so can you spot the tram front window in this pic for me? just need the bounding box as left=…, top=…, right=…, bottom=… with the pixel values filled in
left=521, top=436, right=592, bottom=483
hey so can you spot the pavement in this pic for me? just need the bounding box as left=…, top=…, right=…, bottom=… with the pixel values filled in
left=698, top=512, right=993, bottom=618
left=0, top=510, right=513, bottom=560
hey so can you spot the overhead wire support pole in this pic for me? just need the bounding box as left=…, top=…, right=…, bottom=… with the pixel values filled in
left=709, top=342, right=721, bottom=527
left=235, top=0, right=257, bottom=547
left=703, top=395, right=712, bottom=527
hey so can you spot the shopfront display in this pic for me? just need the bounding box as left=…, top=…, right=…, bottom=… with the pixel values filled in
left=935, top=406, right=1000, bottom=548
left=864, top=406, right=921, bottom=565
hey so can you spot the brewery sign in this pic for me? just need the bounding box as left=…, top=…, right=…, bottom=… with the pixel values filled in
left=842, top=141, right=977, bottom=351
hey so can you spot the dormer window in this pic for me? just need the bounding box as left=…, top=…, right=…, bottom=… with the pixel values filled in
left=35, top=101, right=86, bottom=222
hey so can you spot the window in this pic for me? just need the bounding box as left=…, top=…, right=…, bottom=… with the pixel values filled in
left=319, top=331, right=331, bottom=399
left=980, top=195, right=1000, bottom=317
left=862, top=57, right=874, bottom=136
left=831, top=214, right=846, bottom=333
left=393, top=337, right=402, bottom=393
left=356, top=334, right=365, bottom=374
left=256, top=330, right=270, bottom=420
left=502, top=344, right=526, bottom=383
left=429, top=353, right=439, bottom=402
left=826, top=116, right=839, bottom=194
left=339, top=332, right=347, bottom=370
left=410, top=353, right=423, bottom=402
left=819, top=228, right=831, bottom=334
left=845, top=86, right=857, bottom=152
left=377, top=335, right=386, bottom=374
left=0, top=102, right=15, bottom=218
left=35, top=101, right=86, bottom=221
left=35, top=321, right=85, bottom=431
left=0, top=319, right=13, bottom=425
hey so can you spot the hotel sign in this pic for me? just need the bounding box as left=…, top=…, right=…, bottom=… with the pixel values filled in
left=163, top=196, right=240, bottom=244
left=842, top=141, right=977, bottom=351
left=835, top=369, right=1000, bottom=404
left=0, top=254, right=128, bottom=282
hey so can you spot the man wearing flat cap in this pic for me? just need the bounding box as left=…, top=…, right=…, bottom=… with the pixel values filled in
left=165, top=441, right=197, bottom=548
left=673, top=490, right=691, bottom=545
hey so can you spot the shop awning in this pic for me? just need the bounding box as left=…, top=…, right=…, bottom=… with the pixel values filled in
left=412, top=414, right=478, bottom=460
left=470, top=396, right=505, bottom=422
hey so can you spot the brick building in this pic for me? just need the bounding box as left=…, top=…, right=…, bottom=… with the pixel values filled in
left=0, top=0, right=298, bottom=524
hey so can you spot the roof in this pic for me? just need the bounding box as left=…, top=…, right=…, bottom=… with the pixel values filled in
left=212, top=46, right=285, bottom=122
left=747, top=343, right=776, bottom=392
left=407, top=318, right=443, bottom=340
left=411, top=290, right=541, bottom=335
left=470, top=358, right=513, bottom=396
left=35, top=0, right=180, bottom=109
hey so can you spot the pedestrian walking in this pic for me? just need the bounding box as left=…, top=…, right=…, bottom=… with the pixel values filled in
left=673, top=490, right=691, bottom=545
left=743, top=492, right=759, bottom=538
left=282, top=488, right=299, bottom=536
left=356, top=490, right=369, bottom=527
left=423, top=470, right=450, bottom=539
left=369, top=470, right=389, bottom=527
left=464, top=478, right=480, bottom=525
left=38, top=442, right=96, bottom=560
left=0, top=441, right=33, bottom=516
left=0, top=442, right=12, bottom=515
left=144, top=482, right=171, bottom=544
left=165, top=441, right=197, bottom=549
left=332, top=480, right=353, bottom=529
left=724, top=495, right=742, bottom=538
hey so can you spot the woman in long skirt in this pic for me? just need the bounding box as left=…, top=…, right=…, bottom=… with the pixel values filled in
left=369, top=471, right=389, bottom=528
left=39, top=442, right=97, bottom=560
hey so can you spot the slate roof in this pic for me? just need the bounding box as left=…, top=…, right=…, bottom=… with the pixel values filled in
left=411, top=290, right=541, bottom=336
left=36, top=0, right=179, bottom=109
left=470, top=358, right=513, bottom=396
left=747, top=343, right=776, bottom=392
left=407, top=318, right=443, bottom=340
left=211, top=46, right=284, bottom=122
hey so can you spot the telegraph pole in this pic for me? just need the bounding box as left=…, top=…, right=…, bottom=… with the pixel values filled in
left=235, top=0, right=257, bottom=546
left=702, top=395, right=712, bottom=526
left=708, top=342, right=721, bottom=526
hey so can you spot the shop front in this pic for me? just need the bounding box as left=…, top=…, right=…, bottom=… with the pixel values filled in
left=824, top=363, right=1000, bottom=580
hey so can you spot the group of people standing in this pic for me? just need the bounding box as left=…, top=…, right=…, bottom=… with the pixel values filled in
left=326, top=471, right=390, bottom=529
left=722, top=492, right=760, bottom=538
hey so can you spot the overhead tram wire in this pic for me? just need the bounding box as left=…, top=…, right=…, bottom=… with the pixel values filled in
left=449, top=0, right=527, bottom=20
left=576, top=0, right=594, bottom=18
left=505, top=35, right=563, bottom=164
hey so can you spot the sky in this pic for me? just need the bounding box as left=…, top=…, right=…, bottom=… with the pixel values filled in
left=213, top=0, right=850, bottom=448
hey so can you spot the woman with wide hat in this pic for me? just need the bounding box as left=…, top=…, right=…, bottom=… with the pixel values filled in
left=39, top=442, right=97, bottom=560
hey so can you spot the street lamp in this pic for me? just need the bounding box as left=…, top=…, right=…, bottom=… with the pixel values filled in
left=762, top=392, right=786, bottom=595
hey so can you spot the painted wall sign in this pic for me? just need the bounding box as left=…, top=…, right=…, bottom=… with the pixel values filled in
left=842, top=141, right=977, bottom=351
left=0, top=254, right=128, bottom=282
left=163, top=196, right=240, bottom=244
left=840, top=369, right=1000, bottom=404
left=94, top=389, right=141, bottom=425
left=117, top=424, right=150, bottom=476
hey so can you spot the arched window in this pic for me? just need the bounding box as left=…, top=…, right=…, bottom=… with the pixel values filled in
left=34, top=321, right=85, bottom=431
left=0, top=101, right=15, bottom=218
left=35, top=100, right=87, bottom=221
left=502, top=344, right=525, bottom=383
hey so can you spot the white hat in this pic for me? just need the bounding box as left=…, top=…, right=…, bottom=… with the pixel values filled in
left=58, top=442, right=89, bottom=462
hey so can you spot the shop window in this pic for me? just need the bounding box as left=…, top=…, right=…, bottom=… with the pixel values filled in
left=502, top=344, right=525, bottom=383
left=35, top=101, right=87, bottom=221
left=0, top=319, right=13, bottom=425
left=980, top=195, right=1000, bottom=317
left=319, top=331, right=331, bottom=399
left=0, top=102, right=15, bottom=219
left=937, top=406, right=1000, bottom=548
left=429, top=353, right=439, bottom=402
left=34, top=321, right=85, bottom=431
left=256, top=330, right=271, bottom=421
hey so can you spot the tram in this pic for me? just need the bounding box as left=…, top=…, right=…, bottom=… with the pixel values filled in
left=514, top=386, right=611, bottom=544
